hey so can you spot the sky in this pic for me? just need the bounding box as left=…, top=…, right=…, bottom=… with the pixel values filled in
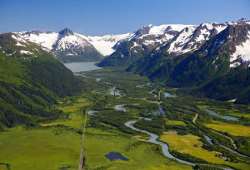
left=0, top=0, right=250, bottom=35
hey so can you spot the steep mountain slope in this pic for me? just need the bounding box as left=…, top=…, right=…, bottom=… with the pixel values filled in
left=98, top=24, right=192, bottom=67
left=18, top=28, right=102, bottom=62
left=126, top=22, right=226, bottom=81
left=193, top=21, right=250, bottom=103
left=169, top=21, right=250, bottom=86
left=196, top=67, right=250, bottom=104
left=99, top=21, right=231, bottom=69
left=97, top=19, right=250, bottom=103
left=17, top=29, right=131, bottom=62
left=0, top=32, right=82, bottom=128
left=129, top=20, right=250, bottom=103
left=161, top=23, right=226, bottom=55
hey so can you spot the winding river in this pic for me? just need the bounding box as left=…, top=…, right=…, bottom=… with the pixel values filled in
left=123, top=91, right=197, bottom=167
left=125, top=119, right=235, bottom=170
left=124, top=120, right=195, bottom=166
left=121, top=91, right=236, bottom=169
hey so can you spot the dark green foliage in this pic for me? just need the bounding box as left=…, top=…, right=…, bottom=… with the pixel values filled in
left=0, top=33, right=83, bottom=128
left=135, top=117, right=165, bottom=135
left=27, top=53, right=82, bottom=97
left=193, top=165, right=223, bottom=170
left=197, top=67, right=250, bottom=104
left=88, top=110, right=136, bottom=134
left=236, top=137, right=250, bottom=157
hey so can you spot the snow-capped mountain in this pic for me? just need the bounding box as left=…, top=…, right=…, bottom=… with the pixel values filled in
left=231, top=31, right=250, bottom=67
left=163, top=23, right=227, bottom=55
left=99, top=23, right=228, bottom=67
left=126, top=24, right=192, bottom=53
left=17, top=28, right=131, bottom=62
left=8, top=19, right=250, bottom=67
left=98, top=24, right=194, bottom=67
left=0, top=32, right=44, bottom=58
left=87, top=33, right=132, bottom=56
left=99, top=19, right=250, bottom=69
left=121, top=19, right=250, bottom=103
left=1, top=19, right=250, bottom=104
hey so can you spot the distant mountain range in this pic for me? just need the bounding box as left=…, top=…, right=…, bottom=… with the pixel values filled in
left=99, top=18, right=250, bottom=104
left=15, top=29, right=131, bottom=62
left=1, top=18, right=250, bottom=105
left=5, top=19, right=249, bottom=67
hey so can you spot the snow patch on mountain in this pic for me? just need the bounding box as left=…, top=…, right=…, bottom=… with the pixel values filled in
left=11, top=34, right=27, bottom=43
left=165, top=23, right=227, bottom=55
left=149, top=24, right=192, bottom=35
left=20, top=32, right=59, bottom=50
left=55, top=34, right=91, bottom=50
left=125, top=24, right=195, bottom=55
left=168, top=26, right=196, bottom=54
left=16, top=42, right=25, bottom=47
left=20, top=50, right=33, bottom=55
left=231, top=31, right=250, bottom=67
left=214, top=24, right=227, bottom=33
left=87, top=33, right=131, bottom=56
left=17, top=30, right=131, bottom=57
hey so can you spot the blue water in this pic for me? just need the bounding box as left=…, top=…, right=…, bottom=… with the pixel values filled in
left=164, top=92, right=176, bottom=98
left=64, top=62, right=101, bottom=73
left=105, top=152, right=128, bottom=161
left=205, top=109, right=239, bottom=121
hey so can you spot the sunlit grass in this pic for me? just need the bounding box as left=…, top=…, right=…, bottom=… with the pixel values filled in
left=41, top=96, right=90, bottom=129
left=160, top=131, right=225, bottom=164
left=58, top=97, right=90, bottom=114
left=205, top=121, right=250, bottom=137
left=85, top=128, right=192, bottom=170
left=165, top=119, right=186, bottom=126
left=41, top=113, right=85, bottom=129
left=0, top=127, right=80, bottom=170
left=160, top=131, right=250, bottom=169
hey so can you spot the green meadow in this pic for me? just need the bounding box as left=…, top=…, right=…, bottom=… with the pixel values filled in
left=0, top=69, right=250, bottom=170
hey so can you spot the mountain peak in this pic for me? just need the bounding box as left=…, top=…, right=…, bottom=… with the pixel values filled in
left=59, top=28, right=74, bottom=36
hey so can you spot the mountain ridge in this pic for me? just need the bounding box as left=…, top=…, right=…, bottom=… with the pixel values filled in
left=98, top=19, right=250, bottom=104
left=15, top=29, right=132, bottom=62
left=2, top=19, right=250, bottom=104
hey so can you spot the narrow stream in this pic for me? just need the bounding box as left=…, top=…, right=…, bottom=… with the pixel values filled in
left=124, top=120, right=195, bottom=166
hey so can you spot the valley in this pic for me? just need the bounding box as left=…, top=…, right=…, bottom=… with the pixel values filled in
left=1, top=67, right=249, bottom=170
left=0, top=1, right=249, bottom=170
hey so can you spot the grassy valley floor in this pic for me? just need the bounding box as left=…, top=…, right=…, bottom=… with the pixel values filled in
left=0, top=68, right=250, bottom=170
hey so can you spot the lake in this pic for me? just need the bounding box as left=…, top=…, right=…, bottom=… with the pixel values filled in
left=64, top=62, right=101, bottom=73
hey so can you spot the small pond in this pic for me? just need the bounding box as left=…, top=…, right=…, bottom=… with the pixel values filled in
left=105, top=152, right=128, bottom=161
